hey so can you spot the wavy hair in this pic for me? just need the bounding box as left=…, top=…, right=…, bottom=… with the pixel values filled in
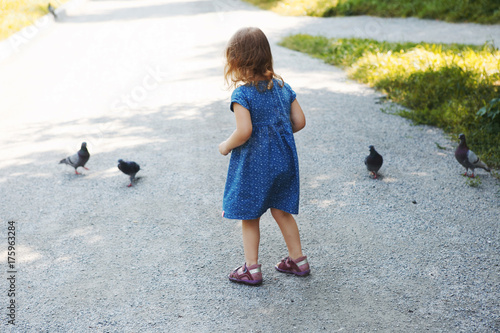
left=224, top=27, right=283, bottom=90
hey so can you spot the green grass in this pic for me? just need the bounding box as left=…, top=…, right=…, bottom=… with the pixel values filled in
left=245, top=0, right=500, bottom=24
left=280, top=35, right=500, bottom=167
left=0, top=0, right=69, bottom=41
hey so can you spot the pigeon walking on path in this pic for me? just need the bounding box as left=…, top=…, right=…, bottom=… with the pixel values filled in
left=454, top=133, right=490, bottom=178
left=118, top=159, right=140, bottom=187
left=365, top=145, right=383, bottom=179
left=48, top=3, right=57, bottom=19
left=59, top=142, right=90, bottom=175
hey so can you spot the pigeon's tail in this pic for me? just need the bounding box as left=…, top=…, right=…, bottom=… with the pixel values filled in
left=476, top=160, right=490, bottom=172
left=59, top=158, right=68, bottom=165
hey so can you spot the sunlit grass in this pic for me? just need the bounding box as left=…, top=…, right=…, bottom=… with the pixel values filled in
left=245, top=0, right=500, bottom=24
left=281, top=35, right=500, bottom=167
left=262, top=0, right=336, bottom=16
left=0, top=0, right=69, bottom=41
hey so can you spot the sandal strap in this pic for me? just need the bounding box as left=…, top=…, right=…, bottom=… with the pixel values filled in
left=295, top=257, right=308, bottom=267
left=248, top=266, right=261, bottom=274
left=231, top=264, right=259, bottom=281
left=281, top=256, right=308, bottom=271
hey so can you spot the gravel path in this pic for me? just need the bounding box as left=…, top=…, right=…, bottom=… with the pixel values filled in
left=1, top=0, right=499, bottom=331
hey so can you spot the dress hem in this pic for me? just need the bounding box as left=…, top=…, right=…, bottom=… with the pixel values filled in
left=222, top=207, right=299, bottom=220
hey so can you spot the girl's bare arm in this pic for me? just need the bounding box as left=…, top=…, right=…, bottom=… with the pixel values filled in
left=219, top=103, right=253, bottom=155
left=290, top=99, right=305, bottom=133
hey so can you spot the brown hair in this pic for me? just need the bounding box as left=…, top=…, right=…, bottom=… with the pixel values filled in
left=224, top=27, right=283, bottom=90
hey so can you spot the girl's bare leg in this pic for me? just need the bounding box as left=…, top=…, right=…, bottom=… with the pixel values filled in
left=242, top=218, right=260, bottom=266
left=270, top=208, right=304, bottom=260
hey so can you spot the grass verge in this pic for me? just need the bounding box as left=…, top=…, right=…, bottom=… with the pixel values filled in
left=280, top=34, right=500, bottom=167
left=245, top=0, right=500, bottom=24
left=0, top=0, right=69, bottom=41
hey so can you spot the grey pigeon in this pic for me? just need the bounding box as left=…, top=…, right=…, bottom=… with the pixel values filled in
left=48, top=3, right=57, bottom=18
left=118, top=159, right=140, bottom=187
left=59, top=142, right=90, bottom=175
left=365, top=145, right=383, bottom=178
left=454, top=133, right=490, bottom=178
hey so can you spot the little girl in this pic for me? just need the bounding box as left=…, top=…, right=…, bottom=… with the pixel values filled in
left=219, top=27, right=310, bottom=285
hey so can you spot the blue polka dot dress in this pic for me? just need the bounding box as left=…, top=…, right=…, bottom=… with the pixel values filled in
left=223, top=79, right=300, bottom=220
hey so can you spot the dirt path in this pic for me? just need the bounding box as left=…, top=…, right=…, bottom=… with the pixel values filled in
left=1, top=0, right=499, bottom=331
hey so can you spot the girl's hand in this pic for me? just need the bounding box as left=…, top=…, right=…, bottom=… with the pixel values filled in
left=219, top=141, right=231, bottom=156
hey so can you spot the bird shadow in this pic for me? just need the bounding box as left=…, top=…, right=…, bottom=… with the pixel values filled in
left=129, top=176, right=143, bottom=187
left=59, top=167, right=89, bottom=179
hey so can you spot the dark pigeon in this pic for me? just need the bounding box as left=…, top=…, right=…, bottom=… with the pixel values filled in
left=118, top=159, right=140, bottom=187
left=455, top=133, right=490, bottom=178
left=365, top=145, right=383, bottom=179
left=59, top=142, right=90, bottom=175
left=48, top=3, right=57, bottom=18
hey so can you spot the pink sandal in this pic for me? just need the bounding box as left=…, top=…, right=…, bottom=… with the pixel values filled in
left=228, top=263, right=262, bottom=285
left=275, top=256, right=310, bottom=276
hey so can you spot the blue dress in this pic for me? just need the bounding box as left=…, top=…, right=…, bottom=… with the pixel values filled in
left=223, top=79, right=300, bottom=220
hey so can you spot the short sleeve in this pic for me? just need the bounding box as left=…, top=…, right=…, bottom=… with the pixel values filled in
left=230, top=86, right=251, bottom=112
left=283, top=82, right=297, bottom=104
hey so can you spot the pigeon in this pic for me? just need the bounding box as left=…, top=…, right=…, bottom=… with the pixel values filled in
left=365, top=145, right=383, bottom=179
left=454, top=133, right=490, bottom=178
left=118, top=159, right=140, bottom=187
left=48, top=3, right=57, bottom=18
left=59, top=142, right=90, bottom=175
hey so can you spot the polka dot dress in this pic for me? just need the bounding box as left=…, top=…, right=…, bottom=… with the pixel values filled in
left=223, top=79, right=299, bottom=220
